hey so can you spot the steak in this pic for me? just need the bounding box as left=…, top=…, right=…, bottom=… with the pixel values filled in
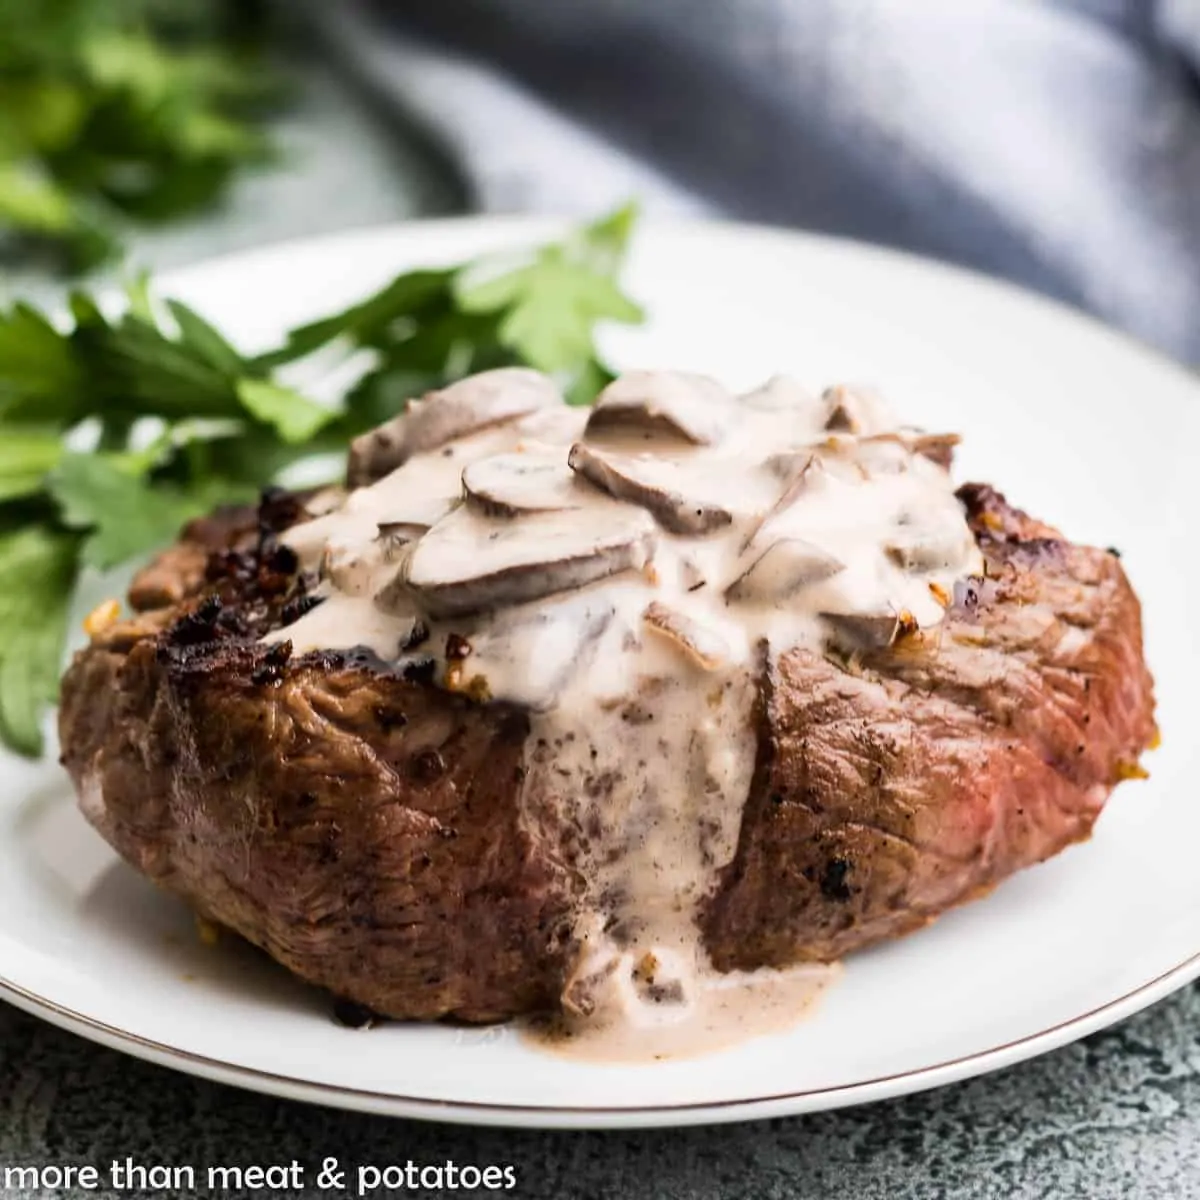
left=704, top=486, right=1156, bottom=966
left=58, top=479, right=1156, bottom=1022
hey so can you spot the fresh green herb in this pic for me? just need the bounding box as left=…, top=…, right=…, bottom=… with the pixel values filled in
left=0, top=427, right=64, bottom=504
left=0, top=206, right=643, bottom=757
left=234, top=379, right=335, bottom=445
left=0, top=0, right=280, bottom=271
left=456, top=204, right=644, bottom=395
left=0, top=528, right=80, bottom=757
left=262, top=203, right=643, bottom=413
left=48, top=453, right=250, bottom=571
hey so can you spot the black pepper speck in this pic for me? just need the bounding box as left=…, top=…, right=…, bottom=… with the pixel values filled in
left=820, top=858, right=853, bottom=901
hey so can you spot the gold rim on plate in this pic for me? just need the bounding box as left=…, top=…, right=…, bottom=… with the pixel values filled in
left=2, top=951, right=1198, bottom=1126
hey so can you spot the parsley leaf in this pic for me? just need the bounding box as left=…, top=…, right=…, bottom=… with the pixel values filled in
left=0, top=163, right=79, bottom=234
left=0, top=426, right=64, bottom=503
left=48, top=453, right=252, bottom=570
left=261, top=205, right=643, bottom=423
left=0, top=527, right=79, bottom=757
left=235, top=378, right=334, bottom=445
left=166, top=299, right=246, bottom=375
left=456, top=203, right=643, bottom=395
left=0, top=204, right=644, bottom=759
left=257, top=269, right=456, bottom=369
left=460, top=249, right=643, bottom=374
left=0, top=303, right=84, bottom=420
left=0, top=0, right=282, bottom=271
left=573, top=201, right=642, bottom=274
left=69, top=305, right=243, bottom=421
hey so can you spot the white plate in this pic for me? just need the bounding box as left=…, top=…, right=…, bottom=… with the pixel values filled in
left=2, top=218, right=1197, bottom=1130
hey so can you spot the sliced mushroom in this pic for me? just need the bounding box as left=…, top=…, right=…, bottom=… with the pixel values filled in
left=907, top=431, right=960, bottom=470
left=726, top=538, right=846, bottom=602
left=280, top=512, right=340, bottom=565
left=680, top=558, right=707, bottom=592
left=321, top=542, right=383, bottom=597
left=885, top=527, right=974, bottom=573
left=377, top=519, right=429, bottom=543
left=823, top=609, right=918, bottom=652
left=860, top=429, right=961, bottom=470
left=740, top=375, right=820, bottom=412
left=742, top=454, right=821, bottom=549
left=303, top=486, right=348, bottom=518
left=347, top=368, right=562, bottom=487
left=643, top=602, right=729, bottom=669
left=374, top=565, right=424, bottom=617
left=821, top=384, right=896, bottom=436
left=764, top=447, right=819, bottom=480
left=516, top=403, right=591, bottom=446
left=561, top=940, right=621, bottom=1019
left=461, top=450, right=582, bottom=517
left=856, top=430, right=912, bottom=451
left=468, top=593, right=616, bottom=710
left=567, top=442, right=732, bottom=535
left=376, top=521, right=429, bottom=564
left=585, top=370, right=738, bottom=445
left=400, top=504, right=657, bottom=618
left=809, top=434, right=896, bottom=482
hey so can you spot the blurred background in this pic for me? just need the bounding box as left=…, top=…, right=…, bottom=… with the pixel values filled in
left=2, top=0, right=1198, bottom=361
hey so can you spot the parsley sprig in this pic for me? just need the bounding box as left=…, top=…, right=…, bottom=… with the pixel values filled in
left=0, top=205, right=643, bottom=756
left=0, top=0, right=279, bottom=271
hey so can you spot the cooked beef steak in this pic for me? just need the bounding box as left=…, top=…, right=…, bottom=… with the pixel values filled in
left=58, top=483, right=1155, bottom=1022
left=704, top=486, right=1155, bottom=966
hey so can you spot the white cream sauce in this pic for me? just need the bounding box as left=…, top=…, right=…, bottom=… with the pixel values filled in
left=268, top=368, right=982, bottom=1060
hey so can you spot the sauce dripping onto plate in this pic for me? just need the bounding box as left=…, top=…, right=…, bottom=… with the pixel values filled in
left=269, top=368, right=980, bottom=1060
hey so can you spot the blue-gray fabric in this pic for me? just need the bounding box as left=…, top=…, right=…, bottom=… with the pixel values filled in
left=311, top=0, right=1200, bottom=364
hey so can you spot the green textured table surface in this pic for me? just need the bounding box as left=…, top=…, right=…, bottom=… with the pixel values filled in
left=3, top=65, right=1196, bottom=1200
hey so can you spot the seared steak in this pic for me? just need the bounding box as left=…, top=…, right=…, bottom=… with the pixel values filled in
left=58, top=481, right=1155, bottom=1021
left=703, top=485, right=1155, bottom=966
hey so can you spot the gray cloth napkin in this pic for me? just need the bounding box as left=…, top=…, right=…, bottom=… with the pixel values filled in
left=308, top=0, right=1200, bottom=364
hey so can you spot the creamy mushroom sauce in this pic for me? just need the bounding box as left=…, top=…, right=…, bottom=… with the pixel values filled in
left=268, top=367, right=983, bottom=1060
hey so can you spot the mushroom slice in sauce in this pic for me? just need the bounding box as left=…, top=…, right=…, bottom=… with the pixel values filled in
left=371, top=523, right=429, bottom=580
left=885, top=527, right=975, bottom=573
left=849, top=437, right=910, bottom=477
left=561, top=940, right=621, bottom=1019
left=821, top=384, right=896, bottom=435
left=303, top=486, right=348, bottom=518
left=347, top=368, right=562, bottom=486
left=907, top=431, right=961, bottom=470
left=320, top=543, right=382, bottom=597
left=810, top=434, right=900, bottom=483
left=584, top=370, right=738, bottom=446
left=376, top=520, right=429, bottom=551
left=726, top=538, right=846, bottom=603
left=680, top=558, right=707, bottom=592
left=764, top=447, right=818, bottom=480
left=401, top=504, right=658, bottom=618
left=643, top=602, right=729, bottom=669
left=461, top=450, right=582, bottom=517
left=740, top=375, right=820, bottom=412
left=860, top=429, right=962, bottom=470
left=741, top=454, right=821, bottom=549
left=822, top=609, right=918, bottom=652
left=567, top=443, right=733, bottom=536
left=279, top=510, right=341, bottom=564
left=468, top=593, right=616, bottom=710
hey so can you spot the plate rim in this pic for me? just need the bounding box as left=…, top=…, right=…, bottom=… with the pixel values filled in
left=3, top=952, right=1200, bottom=1129
left=6, top=213, right=1197, bottom=1129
